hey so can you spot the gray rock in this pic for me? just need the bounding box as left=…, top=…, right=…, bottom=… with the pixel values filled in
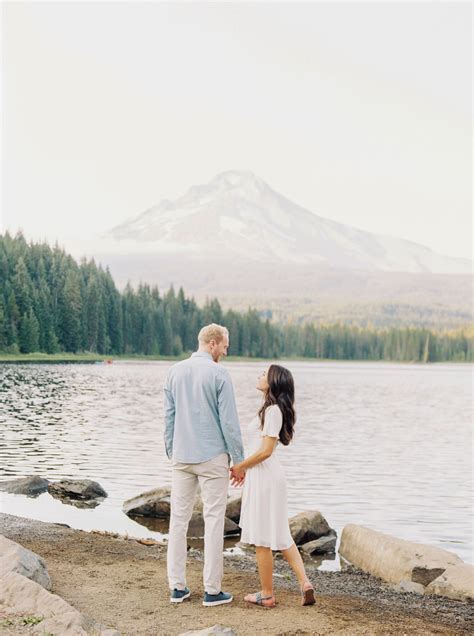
left=0, top=535, right=51, bottom=590
left=180, top=626, right=237, bottom=636
left=289, top=510, right=332, bottom=545
left=0, top=475, right=50, bottom=496
left=225, top=494, right=242, bottom=523
left=187, top=513, right=240, bottom=539
left=123, top=487, right=171, bottom=517
left=300, top=530, right=337, bottom=555
left=48, top=479, right=108, bottom=502
left=124, top=488, right=242, bottom=525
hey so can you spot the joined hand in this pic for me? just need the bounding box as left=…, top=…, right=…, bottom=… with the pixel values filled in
left=229, top=465, right=246, bottom=487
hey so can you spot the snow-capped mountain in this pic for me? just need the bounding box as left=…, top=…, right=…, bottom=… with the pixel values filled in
left=107, top=170, right=471, bottom=274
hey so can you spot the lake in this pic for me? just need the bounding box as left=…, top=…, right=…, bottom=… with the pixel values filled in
left=0, top=360, right=472, bottom=570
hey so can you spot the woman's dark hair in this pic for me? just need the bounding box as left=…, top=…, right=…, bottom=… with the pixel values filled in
left=258, top=364, right=296, bottom=446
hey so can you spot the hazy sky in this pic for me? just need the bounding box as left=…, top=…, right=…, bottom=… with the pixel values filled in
left=1, top=1, right=472, bottom=259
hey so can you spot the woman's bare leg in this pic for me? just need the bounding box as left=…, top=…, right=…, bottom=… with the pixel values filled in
left=280, top=542, right=311, bottom=587
left=255, top=546, right=274, bottom=596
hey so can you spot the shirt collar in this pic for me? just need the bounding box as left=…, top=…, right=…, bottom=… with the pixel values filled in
left=191, top=350, right=214, bottom=361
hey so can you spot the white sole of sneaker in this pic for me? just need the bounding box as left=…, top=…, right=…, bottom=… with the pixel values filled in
left=170, top=591, right=191, bottom=603
left=202, top=597, right=233, bottom=607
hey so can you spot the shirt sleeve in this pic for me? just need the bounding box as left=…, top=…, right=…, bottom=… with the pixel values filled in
left=261, top=404, right=283, bottom=438
left=163, top=372, right=175, bottom=460
left=216, top=369, right=245, bottom=465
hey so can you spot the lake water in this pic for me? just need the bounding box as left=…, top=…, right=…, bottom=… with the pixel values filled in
left=0, top=360, right=472, bottom=569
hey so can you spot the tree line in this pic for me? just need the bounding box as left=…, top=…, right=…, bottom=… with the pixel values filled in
left=0, top=232, right=472, bottom=362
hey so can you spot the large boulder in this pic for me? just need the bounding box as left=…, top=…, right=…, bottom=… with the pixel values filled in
left=425, top=564, right=474, bottom=602
left=0, top=475, right=49, bottom=496
left=300, top=530, right=337, bottom=555
left=48, top=479, right=107, bottom=502
left=339, top=524, right=463, bottom=586
left=0, top=535, right=51, bottom=590
left=0, top=571, right=119, bottom=635
left=123, top=487, right=172, bottom=518
left=289, top=510, right=332, bottom=545
left=124, top=488, right=242, bottom=524
left=187, top=513, right=240, bottom=539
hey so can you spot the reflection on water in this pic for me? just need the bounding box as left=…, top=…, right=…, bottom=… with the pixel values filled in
left=0, top=360, right=472, bottom=567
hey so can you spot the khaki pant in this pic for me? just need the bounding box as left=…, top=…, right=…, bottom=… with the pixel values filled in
left=167, top=452, right=230, bottom=595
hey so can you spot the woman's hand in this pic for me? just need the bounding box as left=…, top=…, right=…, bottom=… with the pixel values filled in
left=230, top=464, right=246, bottom=486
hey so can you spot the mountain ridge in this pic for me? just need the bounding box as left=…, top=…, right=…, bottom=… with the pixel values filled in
left=107, top=170, right=472, bottom=274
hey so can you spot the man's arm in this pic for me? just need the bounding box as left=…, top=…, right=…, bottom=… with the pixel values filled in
left=216, top=369, right=245, bottom=465
left=163, top=374, right=175, bottom=460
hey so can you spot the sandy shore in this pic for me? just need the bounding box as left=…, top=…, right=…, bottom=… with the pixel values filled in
left=0, top=513, right=472, bottom=635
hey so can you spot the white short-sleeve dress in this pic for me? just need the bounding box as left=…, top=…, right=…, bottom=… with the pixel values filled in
left=238, top=404, right=294, bottom=551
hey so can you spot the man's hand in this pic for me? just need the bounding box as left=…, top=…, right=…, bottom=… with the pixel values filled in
left=229, top=465, right=246, bottom=487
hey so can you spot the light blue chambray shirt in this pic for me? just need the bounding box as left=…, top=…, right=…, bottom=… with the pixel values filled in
left=163, top=351, right=245, bottom=465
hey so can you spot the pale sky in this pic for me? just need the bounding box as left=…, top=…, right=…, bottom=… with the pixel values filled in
left=1, top=1, right=472, bottom=259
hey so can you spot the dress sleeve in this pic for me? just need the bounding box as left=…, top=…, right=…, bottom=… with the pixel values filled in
left=261, top=405, right=283, bottom=438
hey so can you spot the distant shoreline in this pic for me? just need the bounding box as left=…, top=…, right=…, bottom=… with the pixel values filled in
left=0, top=352, right=471, bottom=364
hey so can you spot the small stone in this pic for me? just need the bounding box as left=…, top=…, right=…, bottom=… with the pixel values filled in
left=180, top=626, right=237, bottom=636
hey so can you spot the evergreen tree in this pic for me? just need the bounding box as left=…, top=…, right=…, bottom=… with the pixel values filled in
left=58, top=269, right=82, bottom=352
left=18, top=308, right=40, bottom=353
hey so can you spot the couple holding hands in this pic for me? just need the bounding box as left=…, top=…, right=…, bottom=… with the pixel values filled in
left=163, top=323, right=315, bottom=609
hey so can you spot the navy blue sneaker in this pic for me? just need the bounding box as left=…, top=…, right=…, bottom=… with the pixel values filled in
left=202, top=591, right=233, bottom=607
left=170, top=587, right=191, bottom=603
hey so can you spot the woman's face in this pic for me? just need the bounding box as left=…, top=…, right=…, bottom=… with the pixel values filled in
left=256, top=368, right=270, bottom=393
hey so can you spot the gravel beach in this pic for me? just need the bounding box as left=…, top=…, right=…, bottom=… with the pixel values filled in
left=0, top=513, right=472, bottom=635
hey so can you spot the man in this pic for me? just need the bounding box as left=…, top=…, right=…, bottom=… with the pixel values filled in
left=164, top=323, right=245, bottom=607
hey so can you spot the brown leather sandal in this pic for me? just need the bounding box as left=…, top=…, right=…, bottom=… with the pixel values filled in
left=301, top=580, right=316, bottom=606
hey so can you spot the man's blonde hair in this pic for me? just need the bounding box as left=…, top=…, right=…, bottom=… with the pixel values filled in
left=198, top=323, right=229, bottom=345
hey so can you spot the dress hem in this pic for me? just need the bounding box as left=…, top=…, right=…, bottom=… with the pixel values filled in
left=239, top=537, right=294, bottom=551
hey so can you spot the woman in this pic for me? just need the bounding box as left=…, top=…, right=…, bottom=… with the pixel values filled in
left=230, top=364, right=315, bottom=608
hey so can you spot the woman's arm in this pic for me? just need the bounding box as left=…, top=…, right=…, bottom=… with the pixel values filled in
left=231, top=436, right=278, bottom=477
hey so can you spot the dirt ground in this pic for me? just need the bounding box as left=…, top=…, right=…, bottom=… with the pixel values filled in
left=0, top=513, right=473, bottom=635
